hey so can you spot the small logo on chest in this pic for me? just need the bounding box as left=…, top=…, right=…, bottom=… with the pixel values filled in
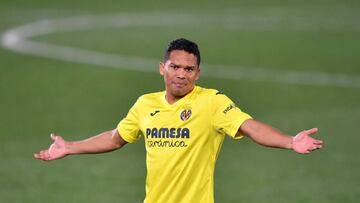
left=180, top=108, right=192, bottom=121
left=150, top=110, right=160, bottom=116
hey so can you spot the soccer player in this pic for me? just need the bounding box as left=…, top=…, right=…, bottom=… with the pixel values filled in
left=34, top=38, right=323, bottom=203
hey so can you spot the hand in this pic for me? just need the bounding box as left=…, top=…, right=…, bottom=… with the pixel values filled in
left=292, top=128, right=323, bottom=154
left=34, top=133, right=68, bottom=161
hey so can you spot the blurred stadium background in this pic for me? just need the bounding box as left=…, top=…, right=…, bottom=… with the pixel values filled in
left=1, top=0, right=359, bottom=202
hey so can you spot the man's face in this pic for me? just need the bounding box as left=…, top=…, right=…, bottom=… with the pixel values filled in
left=160, top=50, right=200, bottom=102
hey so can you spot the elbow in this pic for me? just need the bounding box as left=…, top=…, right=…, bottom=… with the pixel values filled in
left=111, top=129, right=127, bottom=149
left=114, top=139, right=127, bottom=149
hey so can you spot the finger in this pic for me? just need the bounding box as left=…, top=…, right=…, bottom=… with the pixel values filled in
left=316, top=143, right=323, bottom=148
left=310, top=145, right=319, bottom=151
left=50, top=133, right=56, bottom=141
left=40, top=151, right=49, bottom=157
left=313, top=144, right=323, bottom=150
left=314, top=143, right=323, bottom=148
left=34, top=152, right=48, bottom=160
left=34, top=153, right=40, bottom=158
left=40, top=150, right=51, bottom=158
left=34, top=150, right=45, bottom=158
left=304, top=128, right=318, bottom=135
left=44, top=156, right=52, bottom=161
left=314, top=139, right=323, bottom=145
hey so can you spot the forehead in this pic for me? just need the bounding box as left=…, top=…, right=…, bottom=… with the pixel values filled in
left=166, top=50, right=198, bottom=67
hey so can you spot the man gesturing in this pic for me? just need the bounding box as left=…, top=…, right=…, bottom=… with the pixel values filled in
left=35, top=38, right=323, bottom=203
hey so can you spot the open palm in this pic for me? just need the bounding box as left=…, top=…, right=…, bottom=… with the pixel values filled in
left=34, top=133, right=67, bottom=161
left=293, top=128, right=323, bottom=154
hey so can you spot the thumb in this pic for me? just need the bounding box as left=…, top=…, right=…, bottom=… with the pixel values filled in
left=50, top=133, right=57, bottom=141
left=304, top=128, right=318, bottom=136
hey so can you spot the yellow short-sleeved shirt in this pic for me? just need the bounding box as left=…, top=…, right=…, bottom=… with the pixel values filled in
left=118, top=86, right=252, bottom=203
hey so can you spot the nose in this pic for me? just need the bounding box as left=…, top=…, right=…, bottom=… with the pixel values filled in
left=175, top=68, right=186, bottom=79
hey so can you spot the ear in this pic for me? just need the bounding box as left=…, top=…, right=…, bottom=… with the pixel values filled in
left=159, top=62, right=165, bottom=76
left=195, top=67, right=201, bottom=81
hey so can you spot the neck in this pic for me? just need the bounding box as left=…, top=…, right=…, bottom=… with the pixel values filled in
left=165, top=87, right=195, bottom=104
left=165, top=93, right=183, bottom=104
left=164, top=86, right=196, bottom=104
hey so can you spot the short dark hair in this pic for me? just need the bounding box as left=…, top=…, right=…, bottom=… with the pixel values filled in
left=164, top=38, right=201, bottom=66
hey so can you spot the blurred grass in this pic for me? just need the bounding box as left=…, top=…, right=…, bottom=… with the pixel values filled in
left=1, top=0, right=360, bottom=203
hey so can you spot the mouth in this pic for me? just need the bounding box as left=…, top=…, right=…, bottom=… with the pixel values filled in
left=172, top=82, right=187, bottom=88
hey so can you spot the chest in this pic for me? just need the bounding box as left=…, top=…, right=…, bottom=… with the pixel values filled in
left=140, top=101, right=210, bottom=130
left=138, top=100, right=213, bottom=148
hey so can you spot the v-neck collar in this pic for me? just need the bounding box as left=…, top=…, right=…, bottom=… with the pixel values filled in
left=161, top=86, right=198, bottom=108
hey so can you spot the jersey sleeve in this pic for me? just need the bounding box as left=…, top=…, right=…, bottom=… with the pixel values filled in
left=211, top=91, right=252, bottom=139
left=117, top=98, right=142, bottom=143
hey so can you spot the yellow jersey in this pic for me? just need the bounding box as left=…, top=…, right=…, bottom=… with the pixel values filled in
left=117, top=86, right=252, bottom=203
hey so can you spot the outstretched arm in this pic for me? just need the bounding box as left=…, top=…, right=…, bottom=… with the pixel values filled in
left=34, top=129, right=127, bottom=161
left=239, top=119, right=323, bottom=154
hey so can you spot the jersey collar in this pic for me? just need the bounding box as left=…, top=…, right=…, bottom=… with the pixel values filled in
left=162, top=86, right=199, bottom=107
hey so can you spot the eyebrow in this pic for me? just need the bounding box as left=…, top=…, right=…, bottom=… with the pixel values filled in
left=170, top=63, right=197, bottom=69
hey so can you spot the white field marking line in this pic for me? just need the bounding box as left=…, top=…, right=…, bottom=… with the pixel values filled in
left=1, top=13, right=360, bottom=88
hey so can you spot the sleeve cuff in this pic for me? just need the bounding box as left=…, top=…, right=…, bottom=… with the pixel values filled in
left=229, top=116, right=253, bottom=140
left=117, top=125, right=138, bottom=143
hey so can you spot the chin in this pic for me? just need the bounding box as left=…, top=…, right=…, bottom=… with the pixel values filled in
left=168, top=83, right=194, bottom=97
left=172, top=90, right=186, bottom=97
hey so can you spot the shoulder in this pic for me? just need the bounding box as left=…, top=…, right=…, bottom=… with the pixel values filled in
left=197, top=86, right=235, bottom=106
left=133, top=91, right=164, bottom=106
left=195, top=86, right=231, bottom=103
left=138, top=91, right=163, bottom=100
left=194, top=86, right=232, bottom=109
left=195, top=86, right=222, bottom=97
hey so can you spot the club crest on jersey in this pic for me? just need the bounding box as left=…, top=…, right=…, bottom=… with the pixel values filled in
left=180, top=108, right=192, bottom=121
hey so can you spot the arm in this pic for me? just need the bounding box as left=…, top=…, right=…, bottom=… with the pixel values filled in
left=34, top=128, right=127, bottom=161
left=239, top=119, right=323, bottom=154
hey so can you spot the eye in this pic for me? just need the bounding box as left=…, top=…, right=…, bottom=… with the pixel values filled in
left=171, top=64, right=180, bottom=70
left=185, top=67, right=194, bottom=72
